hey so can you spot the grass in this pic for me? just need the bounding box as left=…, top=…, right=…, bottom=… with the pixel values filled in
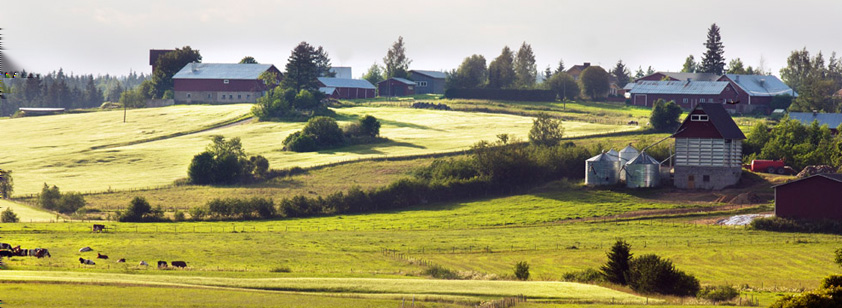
left=0, top=199, right=56, bottom=222
left=1, top=105, right=632, bottom=196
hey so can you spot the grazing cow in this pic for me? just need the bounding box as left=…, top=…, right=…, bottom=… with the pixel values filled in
left=97, top=252, right=108, bottom=259
left=171, top=261, right=187, bottom=268
left=79, top=257, right=95, bottom=265
left=0, top=243, right=11, bottom=250
left=34, top=248, right=51, bottom=258
left=117, top=258, right=126, bottom=263
left=92, top=224, right=106, bottom=232
left=157, top=261, right=167, bottom=268
left=139, top=261, right=148, bottom=266
left=0, top=250, right=12, bottom=258
left=79, top=246, right=92, bottom=252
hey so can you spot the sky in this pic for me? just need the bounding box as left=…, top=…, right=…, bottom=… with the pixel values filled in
left=3, top=0, right=842, bottom=79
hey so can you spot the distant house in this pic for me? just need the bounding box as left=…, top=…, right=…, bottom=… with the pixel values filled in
left=774, top=173, right=842, bottom=221
left=377, top=78, right=416, bottom=97
left=672, top=103, right=745, bottom=190
left=626, top=80, right=740, bottom=109
left=172, top=62, right=281, bottom=104
left=789, top=112, right=842, bottom=133
left=329, top=67, right=352, bottom=79
left=566, top=62, right=596, bottom=81
left=149, top=49, right=175, bottom=73
left=409, top=70, right=446, bottom=94
left=317, top=77, right=376, bottom=99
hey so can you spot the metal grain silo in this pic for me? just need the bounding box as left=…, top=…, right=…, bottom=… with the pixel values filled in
left=585, top=152, right=620, bottom=186
left=618, top=145, right=639, bottom=181
left=623, top=152, right=661, bottom=188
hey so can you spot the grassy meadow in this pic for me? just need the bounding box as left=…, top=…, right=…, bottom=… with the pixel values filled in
left=1, top=104, right=633, bottom=196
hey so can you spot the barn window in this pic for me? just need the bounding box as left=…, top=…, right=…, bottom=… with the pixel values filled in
left=247, top=94, right=250, bottom=99
left=703, top=175, right=710, bottom=182
left=416, top=81, right=428, bottom=87
left=229, top=95, right=233, bottom=99
left=691, top=114, right=709, bottom=122
left=238, top=94, right=242, bottom=99
left=683, top=98, right=688, bottom=104
left=224, top=79, right=230, bottom=84
left=208, top=94, right=212, bottom=99
left=187, top=93, right=191, bottom=98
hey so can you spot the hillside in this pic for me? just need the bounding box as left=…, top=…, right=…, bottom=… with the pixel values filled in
left=1, top=104, right=634, bottom=195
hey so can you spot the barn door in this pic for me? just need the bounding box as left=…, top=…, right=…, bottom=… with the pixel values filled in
left=687, top=175, right=695, bottom=189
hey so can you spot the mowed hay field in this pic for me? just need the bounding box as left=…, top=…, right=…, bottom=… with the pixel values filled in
left=1, top=104, right=633, bottom=195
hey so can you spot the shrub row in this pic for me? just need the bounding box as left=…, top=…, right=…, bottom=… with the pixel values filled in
left=191, top=197, right=276, bottom=220
left=750, top=216, right=842, bottom=234
left=445, top=88, right=556, bottom=101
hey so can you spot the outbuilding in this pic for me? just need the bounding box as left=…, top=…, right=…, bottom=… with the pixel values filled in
left=409, top=70, right=446, bottom=94
left=672, top=103, right=745, bottom=190
left=774, top=173, right=842, bottom=221
left=377, top=78, right=416, bottom=97
left=172, top=62, right=281, bottom=104
left=317, top=77, right=376, bottom=99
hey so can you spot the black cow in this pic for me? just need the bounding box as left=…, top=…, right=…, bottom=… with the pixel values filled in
left=171, top=261, right=187, bottom=268
left=157, top=261, right=167, bottom=268
left=79, top=257, right=95, bottom=265
left=0, top=243, right=11, bottom=250
left=0, top=250, right=12, bottom=258
left=34, top=248, right=51, bottom=258
left=117, top=258, right=126, bottom=263
left=97, top=252, right=108, bottom=259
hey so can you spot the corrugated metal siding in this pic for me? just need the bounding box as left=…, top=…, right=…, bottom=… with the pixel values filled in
left=675, top=138, right=741, bottom=167
left=629, top=81, right=729, bottom=95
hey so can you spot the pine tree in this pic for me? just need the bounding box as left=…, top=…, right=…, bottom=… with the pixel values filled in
left=554, top=59, right=566, bottom=75
left=700, top=23, right=726, bottom=75
left=283, top=42, right=320, bottom=92
left=611, top=60, right=630, bottom=88
left=601, top=240, right=632, bottom=285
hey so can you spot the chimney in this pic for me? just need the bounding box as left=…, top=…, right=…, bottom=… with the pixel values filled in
left=191, top=62, right=197, bottom=72
left=735, top=75, right=740, bottom=82
left=760, top=78, right=766, bottom=87
left=583, top=62, right=590, bottom=68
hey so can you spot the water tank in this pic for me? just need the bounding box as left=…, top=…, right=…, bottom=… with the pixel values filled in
left=623, top=152, right=660, bottom=188
left=618, top=145, right=639, bottom=181
left=585, top=152, right=620, bottom=186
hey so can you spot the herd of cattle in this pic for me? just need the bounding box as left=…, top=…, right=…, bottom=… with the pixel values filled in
left=0, top=243, right=187, bottom=269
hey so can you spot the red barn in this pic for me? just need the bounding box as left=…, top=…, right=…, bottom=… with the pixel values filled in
left=377, top=78, right=415, bottom=97
left=317, top=77, right=375, bottom=99
left=672, top=103, right=745, bottom=190
left=774, top=173, right=842, bottom=221
left=717, top=74, right=797, bottom=113
left=627, top=80, right=740, bottom=109
left=172, top=63, right=281, bottom=104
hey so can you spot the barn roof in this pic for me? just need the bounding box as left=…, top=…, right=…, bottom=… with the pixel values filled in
left=723, top=74, right=797, bottom=97
left=650, top=72, right=719, bottom=82
left=317, top=77, right=376, bottom=89
left=379, top=77, right=415, bottom=85
left=673, top=103, right=746, bottom=140
left=410, top=70, right=447, bottom=79
left=319, top=87, right=337, bottom=95
left=789, top=112, right=842, bottom=130
left=628, top=80, right=729, bottom=95
left=172, top=63, right=276, bottom=80
left=773, top=173, right=842, bottom=188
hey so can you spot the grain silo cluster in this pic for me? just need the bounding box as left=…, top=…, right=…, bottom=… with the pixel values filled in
left=585, top=144, right=662, bottom=188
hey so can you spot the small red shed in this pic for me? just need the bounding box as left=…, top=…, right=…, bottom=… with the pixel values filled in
left=377, top=78, right=416, bottom=97
left=774, top=173, right=842, bottom=221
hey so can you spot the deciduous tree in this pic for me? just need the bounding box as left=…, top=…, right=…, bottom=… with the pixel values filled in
left=528, top=113, right=564, bottom=146
left=488, top=46, right=515, bottom=89
left=383, top=36, right=411, bottom=79
left=362, top=63, right=385, bottom=86
left=649, top=99, right=682, bottom=132
left=579, top=66, right=610, bottom=100
left=681, top=55, right=698, bottom=73
left=150, top=46, right=202, bottom=98
left=514, top=42, right=537, bottom=88
left=239, top=56, right=258, bottom=64
left=447, top=55, right=487, bottom=89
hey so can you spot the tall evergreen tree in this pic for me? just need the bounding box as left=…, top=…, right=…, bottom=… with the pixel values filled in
left=700, top=23, right=726, bottom=75
left=601, top=240, right=632, bottom=285
left=513, top=42, right=537, bottom=88
left=283, top=42, right=320, bottom=92
left=543, top=65, right=553, bottom=82
left=314, top=46, right=335, bottom=77
left=383, top=36, right=411, bottom=79
left=554, top=59, right=566, bottom=75
left=84, top=76, right=103, bottom=107
left=611, top=60, right=631, bottom=88
left=488, top=46, right=515, bottom=89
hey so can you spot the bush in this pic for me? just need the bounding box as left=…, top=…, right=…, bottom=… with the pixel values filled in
left=600, top=240, right=632, bottom=285
left=751, top=216, right=842, bottom=234
left=188, top=206, right=207, bottom=221
left=424, top=264, right=460, bottom=280
left=37, top=184, right=86, bottom=214
left=514, top=261, right=530, bottom=281
left=770, top=286, right=842, bottom=308
left=283, top=131, right=318, bottom=152
left=562, top=268, right=603, bottom=283
left=57, top=192, right=86, bottom=214
left=173, top=210, right=185, bottom=221
left=627, top=254, right=700, bottom=296
left=359, top=115, right=381, bottom=138
left=188, top=136, right=267, bottom=185
left=1, top=207, right=19, bottom=223
left=302, top=116, right=345, bottom=147
left=698, top=285, right=739, bottom=304
left=821, top=275, right=842, bottom=289
left=119, top=197, right=166, bottom=222
left=528, top=113, right=564, bottom=147
left=649, top=99, right=682, bottom=132
left=200, top=197, right=276, bottom=220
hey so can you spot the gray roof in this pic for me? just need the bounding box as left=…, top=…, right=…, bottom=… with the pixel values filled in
left=625, top=152, right=659, bottom=165
left=410, top=70, right=447, bottom=79
left=317, top=77, right=375, bottom=89
left=391, top=77, right=416, bottom=85
left=724, top=74, right=797, bottom=97
left=656, top=72, right=719, bottom=81
left=629, top=80, right=729, bottom=95
left=172, top=63, right=275, bottom=80
left=319, top=87, right=337, bottom=95
left=789, top=112, right=842, bottom=130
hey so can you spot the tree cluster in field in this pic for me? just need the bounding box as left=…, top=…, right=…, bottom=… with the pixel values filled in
left=750, top=216, right=842, bottom=234
left=118, top=197, right=166, bottom=222
left=37, top=184, right=86, bottom=214
left=283, top=115, right=382, bottom=152
left=743, top=118, right=842, bottom=171
left=251, top=87, right=332, bottom=121
left=1, top=207, right=19, bottom=223
left=0, top=169, right=13, bottom=199
left=0, top=69, right=134, bottom=116
left=189, top=197, right=275, bottom=220
left=188, top=136, right=270, bottom=185
left=601, top=240, right=700, bottom=297
left=648, top=99, right=683, bottom=132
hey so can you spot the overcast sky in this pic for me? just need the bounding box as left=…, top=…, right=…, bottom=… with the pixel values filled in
left=3, top=0, right=842, bottom=79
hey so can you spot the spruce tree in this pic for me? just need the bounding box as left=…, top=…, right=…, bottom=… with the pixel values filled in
left=700, top=23, right=726, bottom=75
left=513, top=42, right=537, bottom=88
left=601, top=240, right=632, bottom=285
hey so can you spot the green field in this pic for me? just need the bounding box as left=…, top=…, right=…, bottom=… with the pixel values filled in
left=1, top=105, right=633, bottom=196
left=0, top=199, right=56, bottom=222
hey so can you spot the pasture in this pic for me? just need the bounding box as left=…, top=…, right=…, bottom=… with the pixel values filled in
left=0, top=104, right=634, bottom=196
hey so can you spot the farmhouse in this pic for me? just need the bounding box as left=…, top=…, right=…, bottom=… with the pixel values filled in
left=377, top=78, right=416, bottom=97
left=672, top=103, right=745, bottom=190
left=317, top=77, right=376, bottom=99
left=409, top=70, right=446, bottom=94
left=172, top=63, right=282, bottom=104
left=774, top=173, right=842, bottom=221
left=566, top=62, right=600, bottom=81
left=789, top=112, right=842, bottom=133
left=626, top=80, right=740, bottom=109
